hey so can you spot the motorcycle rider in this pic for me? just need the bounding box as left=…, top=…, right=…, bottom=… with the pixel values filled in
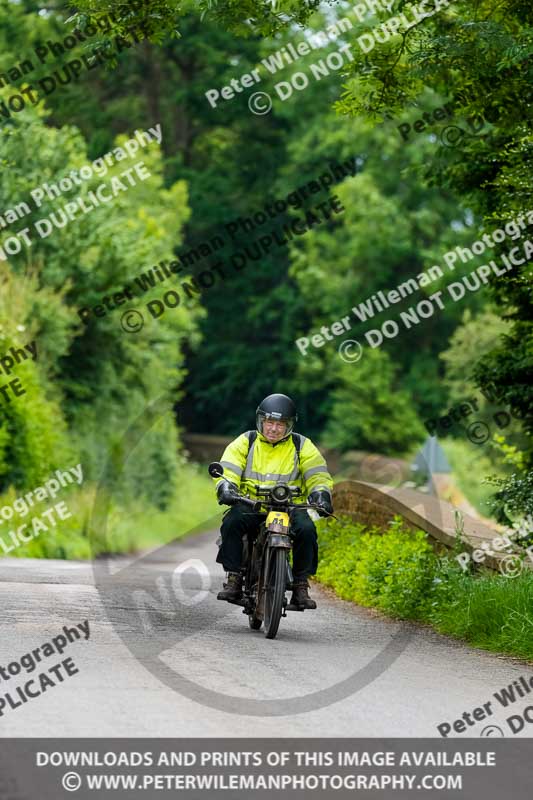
left=213, top=393, right=333, bottom=610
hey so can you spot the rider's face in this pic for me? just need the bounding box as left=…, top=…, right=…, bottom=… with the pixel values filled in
left=262, top=418, right=288, bottom=442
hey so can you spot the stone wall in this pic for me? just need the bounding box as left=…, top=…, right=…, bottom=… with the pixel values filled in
left=333, top=479, right=531, bottom=573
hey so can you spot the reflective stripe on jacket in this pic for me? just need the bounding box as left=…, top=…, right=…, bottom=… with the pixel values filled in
left=215, top=431, right=333, bottom=501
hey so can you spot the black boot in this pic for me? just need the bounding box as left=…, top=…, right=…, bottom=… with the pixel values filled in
left=290, top=579, right=317, bottom=610
left=217, top=572, right=243, bottom=602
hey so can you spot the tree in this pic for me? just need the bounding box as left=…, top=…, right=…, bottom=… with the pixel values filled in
left=6, top=0, right=527, bottom=483
left=330, top=0, right=533, bottom=470
left=69, top=0, right=323, bottom=42
left=0, top=266, right=73, bottom=488
left=440, top=308, right=510, bottom=405
left=0, top=96, right=198, bottom=502
left=323, top=349, right=426, bottom=455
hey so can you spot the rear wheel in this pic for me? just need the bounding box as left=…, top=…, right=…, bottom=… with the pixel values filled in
left=264, top=548, right=286, bottom=639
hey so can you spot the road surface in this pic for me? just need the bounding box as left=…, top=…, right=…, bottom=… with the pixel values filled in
left=0, top=526, right=530, bottom=738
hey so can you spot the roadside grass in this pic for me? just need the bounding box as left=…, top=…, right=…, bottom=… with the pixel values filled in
left=429, top=568, right=533, bottom=661
left=1, top=462, right=219, bottom=560
left=315, top=515, right=533, bottom=662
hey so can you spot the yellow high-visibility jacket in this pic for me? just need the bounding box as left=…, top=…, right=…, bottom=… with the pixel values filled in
left=215, top=431, right=333, bottom=502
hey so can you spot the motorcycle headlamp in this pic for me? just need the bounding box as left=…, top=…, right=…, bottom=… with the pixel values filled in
left=271, top=484, right=290, bottom=503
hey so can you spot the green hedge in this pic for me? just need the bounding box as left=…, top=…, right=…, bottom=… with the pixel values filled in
left=1, top=463, right=218, bottom=560
left=316, top=515, right=533, bottom=661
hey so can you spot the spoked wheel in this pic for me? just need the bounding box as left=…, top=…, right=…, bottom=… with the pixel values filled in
left=264, top=548, right=287, bottom=639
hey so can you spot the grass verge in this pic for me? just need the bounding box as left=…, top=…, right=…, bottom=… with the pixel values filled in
left=1, top=462, right=219, bottom=560
left=315, top=515, right=533, bottom=662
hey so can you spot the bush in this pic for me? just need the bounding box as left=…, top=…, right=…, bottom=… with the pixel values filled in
left=2, top=462, right=218, bottom=560
left=0, top=267, right=76, bottom=490
left=355, top=520, right=436, bottom=617
left=317, top=515, right=436, bottom=618
left=486, top=469, right=533, bottom=524
left=0, top=107, right=199, bottom=509
left=315, top=514, right=533, bottom=661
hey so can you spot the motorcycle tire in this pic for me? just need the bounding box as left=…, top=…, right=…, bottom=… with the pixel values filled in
left=264, top=548, right=286, bottom=640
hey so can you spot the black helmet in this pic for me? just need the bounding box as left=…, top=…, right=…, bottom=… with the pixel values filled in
left=256, top=394, right=298, bottom=439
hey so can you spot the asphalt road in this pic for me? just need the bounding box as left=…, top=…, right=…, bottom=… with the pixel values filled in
left=0, top=526, right=531, bottom=738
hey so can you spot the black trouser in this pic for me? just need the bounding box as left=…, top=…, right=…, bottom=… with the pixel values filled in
left=216, top=502, right=318, bottom=581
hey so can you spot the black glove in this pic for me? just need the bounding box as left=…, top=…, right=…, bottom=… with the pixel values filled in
left=216, top=480, right=240, bottom=507
left=308, top=490, right=333, bottom=517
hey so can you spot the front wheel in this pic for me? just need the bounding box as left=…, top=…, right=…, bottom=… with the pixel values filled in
left=264, top=548, right=287, bottom=639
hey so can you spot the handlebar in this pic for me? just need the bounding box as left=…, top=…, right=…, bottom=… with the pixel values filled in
left=235, top=496, right=334, bottom=518
left=239, top=497, right=262, bottom=512
left=208, top=462, right=335, bottom=518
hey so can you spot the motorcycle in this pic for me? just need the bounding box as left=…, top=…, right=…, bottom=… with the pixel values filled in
left=209, top=461, right=330, bottom=639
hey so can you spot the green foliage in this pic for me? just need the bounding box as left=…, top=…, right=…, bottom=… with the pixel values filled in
left=5, top=2, right=507, bottom=463
left=485, top=470, right=533, bottom=523
left=69, top=0, right=324, bottom=41
left=0, top=95, right=199, bottom=503
left=282, top=107, right=483, bottom=431
left=440, top=305, right=531, bottom=521
left=3, top=461, right=218, bottom=560
left=316, top=514, right=533, bottom=660
left=329, top=0, right=533, bottom=469
left=473, top=325, right=533, bottom=466
left=0, top=266, right=73, bottom=489
left=322, top=350, right=426, bottom=455
left=428, top=566, right=533, bottom=661
left=351, top=520, right=436, bottom=617
left=1, top=0, right=529, bottom=542
left=440, top=309, right=510, bottom=404
left=23, top=3, right=472, bottom=442
left=317, top=515, right=436, bottom=617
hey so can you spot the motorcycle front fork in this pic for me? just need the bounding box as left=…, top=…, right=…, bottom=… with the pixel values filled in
left=241, top=540, right=293, bottom=617
left=285, top=560, right=294, bottom=588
